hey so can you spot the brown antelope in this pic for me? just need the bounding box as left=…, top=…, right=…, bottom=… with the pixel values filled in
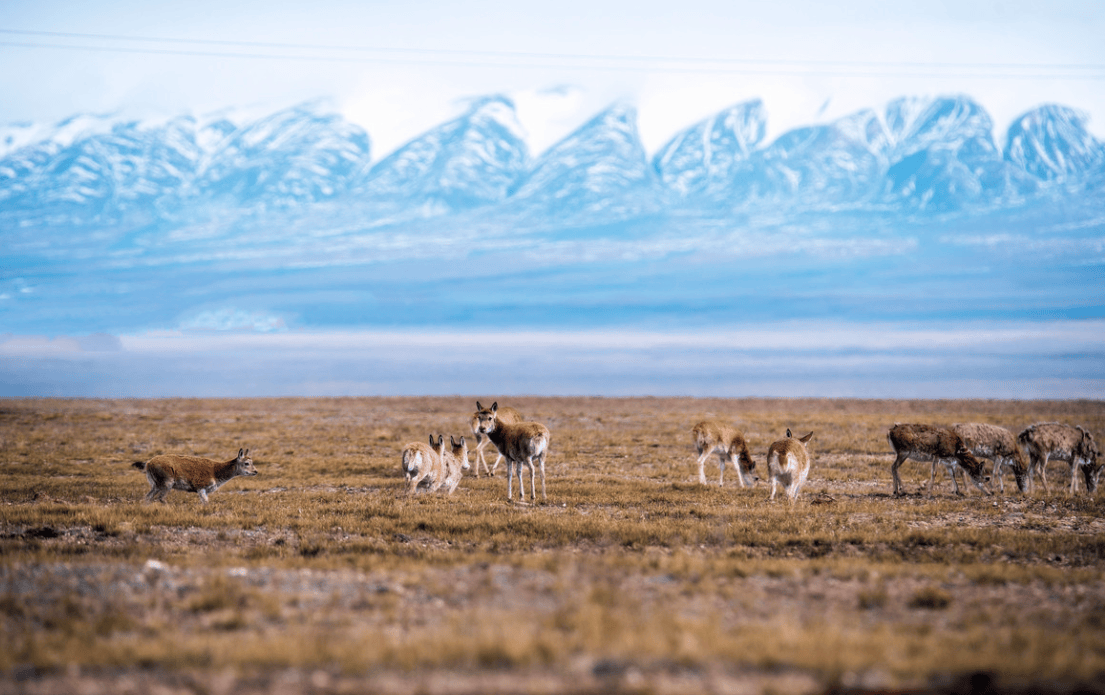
left=435, top=434, right=470, bottom=494
left=690, top=420, right=757, bottom=487
left=469, top=404, right=523, bottom=477
left=473, top=401, right=550, bottom=502
left=887, top=424, right=991, bottom=497
left=766, top=430, right=814, bottom=502
left=951, top=423, right=1029, bottom=494
left=1017, top=423, right=1101, bottom=495
left=402, top=435, right=446, bottom=494
left=133, top=448, right=257, bottom=503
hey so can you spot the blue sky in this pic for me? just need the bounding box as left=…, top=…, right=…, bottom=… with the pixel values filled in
left=2, top=0, right=1103, bottom=156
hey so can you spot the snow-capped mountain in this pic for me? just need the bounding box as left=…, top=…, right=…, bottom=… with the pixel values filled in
left=1005, top=104, right=1105, bottom=184
left=0, top=114, right=209, bottom=225
left=508, top=102, right=662, bottom=223
left=356, top=95, right=528, bottom=216
left=652, top=100, right=767, bottom=200
left=880, top=96, right=1039, bottom=210
left=2, top=94, right=1104, bottom=236
left=193, top=103, right=371, bottom=209
left=729, top=108, right=889, bottom=210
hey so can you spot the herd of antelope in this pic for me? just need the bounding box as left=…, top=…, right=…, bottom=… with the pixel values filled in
left=132, top=403, right=1101, bottom=505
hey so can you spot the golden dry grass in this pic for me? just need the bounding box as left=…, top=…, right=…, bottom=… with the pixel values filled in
left=1, top=396, right=1104, bottom=694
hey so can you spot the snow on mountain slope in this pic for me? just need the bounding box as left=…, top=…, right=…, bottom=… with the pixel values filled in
left=356, top=95, right=528, bottom=213
left=0, top=115, right=207, bottom=225
left=727, top=108, right=890, bottom=210
left=1005, top=104, right=1105, bottom=183
left=652, top=100, right=767, bottom=199
left=195, top=103, right=371, bottom=207
left=881, top=96, right=1037, bottom=210
left=509, top=102, right=662, bottom=223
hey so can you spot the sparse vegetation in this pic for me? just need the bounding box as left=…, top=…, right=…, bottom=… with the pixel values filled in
left=1, top=396, right=1104, bottom=694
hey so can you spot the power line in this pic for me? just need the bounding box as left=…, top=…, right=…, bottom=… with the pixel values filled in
left=2, top=28, right=1104, bottom=79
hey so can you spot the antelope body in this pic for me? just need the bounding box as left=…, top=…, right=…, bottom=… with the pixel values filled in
left=469, top=405, right=523, bottom=477
left=952, top=423, right=1029, bottom=494
left=887, top=424, right=990, bottom=497
left=766, top=430, right=814, bottom=503
left=435, top=434, right=470, bottom=494
left=133, top=448, right=257, bottom=504
left=402, top=435, right=446, bottom=494
left=473, top=401, right=550, bottom=502
left=690, top=420, right=757, bottom=487
left=1017, top=423, right=1101, bottom=495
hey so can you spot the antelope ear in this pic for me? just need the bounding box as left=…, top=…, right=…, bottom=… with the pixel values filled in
left=429, top=434, right=436, bottom=446
left=458, top=436, right=465, bottom=445
left=799, top=432, right=814, bottom=443
left=786, top=428, right=792, bottom=438
left=238, top=448, right=245, bottom=459
left=476, top=401, right=483, bottom=410
left=491, top=402, right=498, bottom=412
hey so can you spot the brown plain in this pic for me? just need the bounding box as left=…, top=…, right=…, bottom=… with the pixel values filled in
left=1, top=396, right=1104, bottom=695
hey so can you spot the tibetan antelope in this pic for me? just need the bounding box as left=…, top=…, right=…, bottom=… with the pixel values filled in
left=435, top=434, right=470, bottom=494
left=473, top=401, right=550, bottom=502
left=690, top=420, right=757, bottom=487
left=133, top=448, right=257, bottom=503
left=766, top=430, right=814, bottom=503
left=887, top=424, right=990, bottom=497
left=402, top=435, right=446, bottom=494
left=951, top=423, right=1029, bottom=494
left=1017, top=423, right=1101, bottom=495
left=469, top=404, right=523, bottom=477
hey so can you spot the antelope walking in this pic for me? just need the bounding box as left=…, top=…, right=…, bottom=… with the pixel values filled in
left=133, top=448, right=257, bottom=503
left=887, top=424, right=991, bottom=497
left=690, top=420, right=757, bottom=487
left=766, top=430, right=814, bottom=503
left=473, top=401, right=550, bottom=502
left=469, top=405, right=523, bottom=477
left=951, top=423, right=1029, bottom=494
left=1017, top=423, right=1101, bottom=494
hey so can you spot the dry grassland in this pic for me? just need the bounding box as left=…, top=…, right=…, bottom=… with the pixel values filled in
left=1, top=396, right=1104, bottom=695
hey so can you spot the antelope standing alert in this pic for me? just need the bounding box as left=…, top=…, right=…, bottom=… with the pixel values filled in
left=133, top=448, right=257, bottom=503
left=473, top=401, right=550, bottom=502
left=690, top=420, right=757, bottom=487
left=887, top=424, right=991, bottom=497
left=469, top=404, right=523, bottom=477
left=1017, top=423, right=1101, bottom=495
left=766, top=430, right=814, bottom=502
left=951, top=423, right=1029, bottom=494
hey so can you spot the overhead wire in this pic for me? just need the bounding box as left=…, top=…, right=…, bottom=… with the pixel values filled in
left=1, top=28, right=1104, bottom=79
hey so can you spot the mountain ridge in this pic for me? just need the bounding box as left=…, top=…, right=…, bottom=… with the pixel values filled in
left=3, top=93, right=1104, bottom=235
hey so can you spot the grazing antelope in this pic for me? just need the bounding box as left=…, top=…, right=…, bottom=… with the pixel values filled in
left=435, top=434, right=470, bottom=494
left=1017, top=423, right=1101, bottom=495
left=766, top=430, right=814, bottom=503
left=887, top=424, right=991, bottom=497
left=690, top=420, right=757, bottom=487
left=469, top=404, right=523, bottom=477
left=952, top=423, right=1029, bottom=494
left=133, top=448, right=257, bottom=504
left=473, top=401, right=550, bottom=502
left=402, top=435, right=446, bottom=494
